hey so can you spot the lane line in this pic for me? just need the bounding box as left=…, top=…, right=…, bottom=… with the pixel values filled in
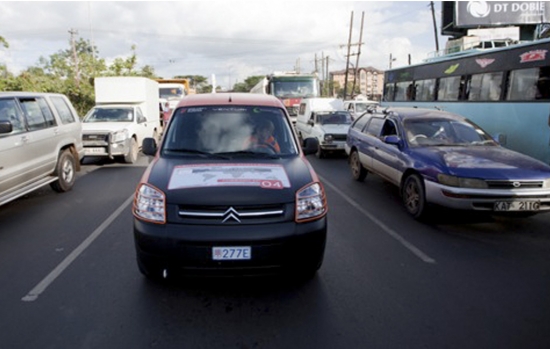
left=21, top=195, right=134, bottom=302
left=320, top=175, right=436, bottom=264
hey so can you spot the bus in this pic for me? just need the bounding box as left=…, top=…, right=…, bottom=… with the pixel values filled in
left=382, top=38, right=550, bottom=164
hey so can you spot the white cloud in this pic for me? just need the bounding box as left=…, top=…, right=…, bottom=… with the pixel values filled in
left=0, top=1, right=445, bottom=88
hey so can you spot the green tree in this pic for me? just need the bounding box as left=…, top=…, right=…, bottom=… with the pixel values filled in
left=173, top=75, right=208, bottom=92
left=0, top=35, right=8, bottom=49
left=232, top=75, right=264, bottom=92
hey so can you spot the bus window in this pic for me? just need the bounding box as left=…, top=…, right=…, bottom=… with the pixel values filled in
left=469, top=72, right=502, bottom=101
left=415, top=79, right=436, bottom=101
left=384, top=83, right=395, bottom=101
left=437, top=76, right=461, bottom=101
left=395, top=81, right=411, bottom=101
left=504, top=67, right=550, bottom=100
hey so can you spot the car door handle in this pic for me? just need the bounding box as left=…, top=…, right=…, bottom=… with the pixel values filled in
left=21, top=135, right=29, bottom=143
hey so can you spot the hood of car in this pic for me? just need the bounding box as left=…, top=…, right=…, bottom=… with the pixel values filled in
left=145, top=156, right=317, bottom=206
left=412, top=146, right=550, bottom=179
left=321, top=124, right=350, bottom=135
left=81, top=122, right=133, bottom=133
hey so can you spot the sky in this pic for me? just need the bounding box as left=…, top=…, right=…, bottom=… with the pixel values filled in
left=0, top=1, right=446, bottom=89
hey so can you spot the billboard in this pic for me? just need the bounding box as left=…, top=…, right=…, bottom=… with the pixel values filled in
left=456, top=1, right=548, bottom=27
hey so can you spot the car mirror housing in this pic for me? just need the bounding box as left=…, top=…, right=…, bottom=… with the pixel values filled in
left=142, top=137, right=157, bottom=156
left=302, top=137, right=319, bottom=155
left=0, top=120, right=13, bottom=134
left=383, top=135, right=401, bottom=146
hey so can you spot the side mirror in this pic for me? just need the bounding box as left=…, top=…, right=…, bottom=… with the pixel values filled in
left=0, top=120, right=13, bottom=134
left=142, top=137, right=157, bottom=156
left=383, top=135, right=402, bottom=147
left=302, top=137, right=319, bottom=155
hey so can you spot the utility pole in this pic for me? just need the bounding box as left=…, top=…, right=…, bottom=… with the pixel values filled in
left=342, top=11, right=365, bottom=100
left=430, top=1, right=440, bottom=52
left=351, top=11, right=365, bottom=97
left=343, top=11, right=354, bottom=101
left=68, top=28, right=80, bottom=88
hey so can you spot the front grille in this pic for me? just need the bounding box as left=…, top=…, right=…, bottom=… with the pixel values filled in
left=332, top=134, right=347, bottom=141
left=485, top=180, right=544, bottom=189
left=178, top=204, right=286, bottom=224
left=82, top=133, right=110, bottom=145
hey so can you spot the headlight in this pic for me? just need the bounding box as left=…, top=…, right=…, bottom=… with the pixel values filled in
left=296, top=182, right=327, bottom=222
left=324, top=134, right=334, bottom=142
left=112, top=129, right=129, bottom=143
left=437, top=174, right=488, bottom=189
left=133, top=184, right=166, bottom=223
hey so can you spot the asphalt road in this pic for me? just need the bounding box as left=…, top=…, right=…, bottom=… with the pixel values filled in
left=0, top=154, right=549, bottom=349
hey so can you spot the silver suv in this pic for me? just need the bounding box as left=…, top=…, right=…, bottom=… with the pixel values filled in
left=0, top=92, right=85, bottom=206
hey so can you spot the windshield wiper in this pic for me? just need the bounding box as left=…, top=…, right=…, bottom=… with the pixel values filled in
left=215, top=151, right=281, bottom=159
left=471, top=140, right=497, bottom=146
left=163, top=148, right=229, bottom=159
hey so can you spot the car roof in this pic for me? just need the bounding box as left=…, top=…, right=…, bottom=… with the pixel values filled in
left=176, top=93, right=285, bottom=109
left=0, top=91, right=67, bottom=98
left=373, top=107, right=464, bottom=122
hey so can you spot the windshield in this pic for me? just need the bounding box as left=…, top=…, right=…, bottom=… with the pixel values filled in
left=272, top=80, right=318, bottom=98
left=83, top=107, right=134, bottom=122
left=159, top=87, right=184, bottom=99
left=404, top=118, right=497, bottom=147
left=162, top=105, right=298, bottom=157
left=317, top=111, right=352, bottom=125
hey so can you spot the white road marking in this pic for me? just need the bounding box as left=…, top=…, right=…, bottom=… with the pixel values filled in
left=320, top=175, right=436, bottom=264
left=21, top=195, right=134, bottom=302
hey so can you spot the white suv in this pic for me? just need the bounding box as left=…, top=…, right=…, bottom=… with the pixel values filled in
left=0, top=92, right=84, bottom=206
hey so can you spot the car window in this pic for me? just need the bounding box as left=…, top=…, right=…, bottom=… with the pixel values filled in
left=380, top=119, right=397, bottom=137
left=0, top=98, right=26, bottom=134
left=404, top=118, right=496, bottom=146
left=351, top=113, right=370, bottom=132
left=19, top=97, right=56, bottom=131
left=163, top=105, right=297, bottom=156
left=365, top=117, right=384, bottom=136
left=50, top=96, right=76, bottom=124
left=317, top=111, right=352, bottom=125
left=84, top=107, right=134, bottom=122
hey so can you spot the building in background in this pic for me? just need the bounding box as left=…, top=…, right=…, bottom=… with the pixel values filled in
left=330, top=66, right=384, bottom=101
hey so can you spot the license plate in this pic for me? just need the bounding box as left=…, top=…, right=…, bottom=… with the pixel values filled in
left=494, top=201, right=540, bottom=211
left=85, top=147, right=106, bottom=155
left=212, top=246, right=251, bottom=260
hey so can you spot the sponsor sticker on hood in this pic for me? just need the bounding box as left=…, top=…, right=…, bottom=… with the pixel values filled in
left=168, top=163, right=291, bottom=190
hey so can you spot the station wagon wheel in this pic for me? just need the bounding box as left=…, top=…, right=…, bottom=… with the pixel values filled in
left=50, top=149, right=76, bottom=192
left=350, top=150, right=367, bottom=182
left=124, top=137, right=138, bottom=164
left=402, top=174, right=428, bottom=219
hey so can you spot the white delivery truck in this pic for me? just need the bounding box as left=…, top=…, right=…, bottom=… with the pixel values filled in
left=81, top=77, right=161, bottom=163
left=295, top=98, right=352, bottom=158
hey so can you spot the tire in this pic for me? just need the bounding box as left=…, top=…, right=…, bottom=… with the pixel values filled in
left=50, top=149, right=76, bottom=192
left=124, top=138, right=138, bottom=164
left=315, top=145, right=325, bottom=159
left=349, top=150, right=367, bottom=182
left=402, top=174, right=429, bottom=220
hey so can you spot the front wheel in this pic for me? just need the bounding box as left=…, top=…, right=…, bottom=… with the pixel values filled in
left=349, top=150, right=367, bottom=182
left=124, top=138, right=138, bottom=164
left=50, top=149, right=76, bottom=192
left=402, top=174, right=429, bottom=219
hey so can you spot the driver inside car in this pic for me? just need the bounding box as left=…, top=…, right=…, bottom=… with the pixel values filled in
left=244, top=120, right=281, bottom=153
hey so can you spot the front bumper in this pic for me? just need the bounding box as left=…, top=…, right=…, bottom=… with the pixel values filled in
left=425, top=180, right=550, bottom=212
left=320, top=141, right=347, bottom=152
left=82, top=135, right=131, bottom=158
left=133, top=217, right=327, bottom=277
